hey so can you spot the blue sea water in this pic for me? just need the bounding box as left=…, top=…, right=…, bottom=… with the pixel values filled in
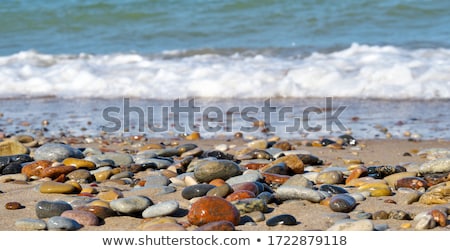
left=0, top=0, right=449, bottom=139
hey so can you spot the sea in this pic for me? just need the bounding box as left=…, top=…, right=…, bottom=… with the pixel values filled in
left=0, top=0, right=449, bottom=140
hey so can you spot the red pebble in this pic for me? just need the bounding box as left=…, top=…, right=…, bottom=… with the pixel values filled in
left=225, top=190, right=256, bottom=202
left=187, top=196, right=240, bottom=226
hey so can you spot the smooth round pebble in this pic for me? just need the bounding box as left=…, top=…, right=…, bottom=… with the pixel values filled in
left=15, top=218, right=47, bottom=230
left=329, top=194, right=357, bottom=213
left=110, top=195, right=153, bottom=215
left=142, top=200, right=179, bottom=218
left=60, top=210, right=100, bottom=226
left=187, top=196, right=240, bottom=226
left=181, top=184, right=215, bottom=200
left=47, top=216, right=82, bottom=231
left=35, top=200, right=72, bottom=219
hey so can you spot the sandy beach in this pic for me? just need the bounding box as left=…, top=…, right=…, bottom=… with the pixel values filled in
left=1, top=133, right=449, bottom=231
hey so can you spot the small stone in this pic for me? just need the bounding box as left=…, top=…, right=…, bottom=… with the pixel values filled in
left=97, top=152, right=133, bottom=166
left=358, top=182, right=392, bottom=197
left=34, top=143, right=83, bottom=162
left=63, top=158, right=96, bottom=169
left=5, top=201, right=24, bottom=210
left=144, top=175, right=170, bottom=187
left=230, top=198, right=267, bottom=213
left=35, top=200, right=73, bottom=219
left=394, top=188, right=421, bottom=205
left=187, top=196, right=240, bottom=226
left=388, top=210, right=411, bottom=220
left=316, top=170, right=345, bottom=184
left=110, top=195, right=153, bottom=215
left=39, top=181, right=79, bottom=194
left=430, top=209, right=447, bottom=227
left=15, top=218, right=47, bottom=230
left=195, top=220, right=236, bottom=231
left=231, top=182, right=260, bottom=195
left=185, top=131, right=201, bottom=140
left=75, top=205, right=117, bottom=219
left=319, top=184, right=348, bottom=195
left=193, top=159, right=242, bottom=183
left=419, top=184, right=450, bottom=204
left=264, top=155, right=304, bottom=174
left=93, top=169, right=113, bottom=182
left=414, top=214, right=436, bottom=230
left=400, top=222, right=412, bottom=229
left=21, top=160, right=53, bottom=178
left=181, top=184, right=216, bottom=200
left=47, top=216, right=82, bottom=231
left=60, top=210, right=100, bottom=226
left=97, top=189, right=123, bottom=202
left=226, top=190, right=256, bottom=202
left=66, top=169, right=94, bottom=183
left=247, top=139, right=268, bottom=150
left=266, top=214, right=297, bottom=226
left=329, top=194, right=357, bottom=213
left=395, top=177, right=428, bottom=190
left=142, top=200, right=179, bottom=218
left=41, top=165, right=76, bottom=179
left=345, top=167, right=368, bottom=185
left=383, top=172, right=418, bottom=188
left=283, top=174, right=314, bottom=188
left=372, top=210, right=389, bottom=220
left=206, top=183, right=233, bottom=198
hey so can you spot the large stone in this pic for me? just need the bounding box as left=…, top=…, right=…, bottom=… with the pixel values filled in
left=0, top=140, right=29, bottom=156
left=419, top=158, right=450, bottom=174
left=187, top=196, right=240, bottom=226
left=110, top=196, right=153, bottom=215
left=34, top=143, right=83, bottom=162
left=35, top=200, right=73, bottom=219
left=194, top=160, right=242, bottom=183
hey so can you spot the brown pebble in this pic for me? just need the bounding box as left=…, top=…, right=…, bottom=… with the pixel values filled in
left=5, top=202, right=24, bottom=210
left=430, top=209, right=447, bottom=227
left=384, top=199, right=397, bottom=204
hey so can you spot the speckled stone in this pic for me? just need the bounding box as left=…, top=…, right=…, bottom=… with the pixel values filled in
left=66, top=169, right=94, bottom=183
left=142, top=200, right=179, bottom=218
left=419, top=184, right=450, bottom=204
left=419, top=158, right=450, bottom=174
left=275, top=185, right=327, bottom=203
left=110, top=195, right=153, bottom=215
left=266, top=214, right=297, bottom=226
left=394, top=188, right=421, bottom=205
left=193, top=160, right=242, bottom=183
left=230, top=198, right=267, bottom=213
left=60, top=210, right=100, bottom=226
left=182, top=184, right=216, bottom=200
left=34, top=143, right=83, bottom=162
left=47, top=216, right=82, bottom=231
left=187, top=196, right=240, bottom=226
left=395, top=177, right=428, bottom=190
left=36, top=200, right=73, bottom=219
left=15, top=218, right=47, bottom=230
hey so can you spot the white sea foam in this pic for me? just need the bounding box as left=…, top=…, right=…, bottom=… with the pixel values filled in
left=1, top=44, right=449, bottom=100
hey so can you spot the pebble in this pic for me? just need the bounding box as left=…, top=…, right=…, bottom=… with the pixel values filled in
left=394, top=188, right=421, bottom=205
left=263, top=155, right=304, bottom=174
left=33, top=143, right=83, bottom=162
left=383, top=172, right=418, bottom=188
left=247, top=139, right=268, bottom=150
left=430, top=209, right=447, bottom=227
left=66, top=169, right=94, bottom=183
left=414, top=213, right=436, bottom=230
left=357, top=182, right=392, bottom=197
left=419, top=158, right=450, bottom=174
left=0, top=139, right=29, bottom=156
left=226, top=190, right=256, bottom=201
left=275, top=185, right=327, bottom=203
left=1, top=162, right=23, bottom=175
left=181, top=184, right=216, bottom=200
left=316, top=170, right=345, bottom=184
left=97, top=189, right=123, bottom=202
left=97, top=152, right=134, bottom=166
left=15, top=218, right=47, bottom=230
left=193, top=159, right=242, bottom=183
left=367, top=165, right=406, bottom=179
left=195, top=220, right=236, bottom=231
left=345, top=167, right=368, bottom=185
left=257, top=191, right=275, bottom=204
left=39, top=181, right=79, bottom=194
left=244, top=211, right=266, bottom=222
left=187, top=196, right=240, bottom=226
left=231, top=182, right=260, bottom=195
left=5, top=201, right=24, bottom=210
left=395, top=177, right=428, bottom=190
left=327, top=219, right=374, bottom=231
left=372, top=210, right=389, bottom=220
left=62, top=157, right=96, bottom=169
left=0, top=173, right=28, bottom=183
left=319, top=184, right=348, bottom=195
left=35, top=200, right=73, bottom=219
left=206, top=183, right=233, bottom=197
left=47, top=216, right=82, bottom=231
left=226, top=171, right=262, bottom=185
left=266, top=214, right=297, bottom=226
left=142, top=200, right=179, bottom=218
left=230, top=198, right=267, bottom=213
left=422, top=172, right=450, bottom=186
left=21, top=160, right=53, bottom=178
left=329, top=194, right=357, bottom=213
left=419, top=184, right=450, bottom=204
left=60, top=210, right=100, bottom=226
left=41, top=165, right=77, bottom=180
left=75, top=205, right=117, bottom=219
left=110, top=195, right=153, bottom=215
left=417, top=148, right=450, bottom=160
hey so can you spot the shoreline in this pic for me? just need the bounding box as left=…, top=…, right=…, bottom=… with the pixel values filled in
left=1, top=133, right=449, bottom=231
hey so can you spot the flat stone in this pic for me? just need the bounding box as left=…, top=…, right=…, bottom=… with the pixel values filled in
left=395, top=177, right=428, bottom=190
left=97, top=189, right=123, bottom=202
left=319, top=184, right=348, bottom=195
left=266, top=214, right=297, bottom=226
left=0, top=173, right=28, bottom=183
left=394, top=188, right=421, bottom=205
left=62, top=157, right=96, bottom=169
left=60, top=210, right=100, bottom=226
left=225, top=171, right=262, bottom=185
left=231, top=182, right=260, bottom=195
left=110, top=195, right=153, bottom=215
left=358, top=182, right=392, bottom=197
left=66, top=169, right=94, bottom=183
left=414, top=213, right=436, bottom=230
left=21, top=160, right=53, bottom=178
left=327, top=219, right=374, bottom=231
left=275, top=185, right=327, bottom=203
left=226, top=190, right=256, bottom=201
left=5, top=201, right=24, bottom=210
left=263, top=155, right=304, bottom=174
left=419, top=184, right=450, bottom=204
left=144, top=175, right=170, bottom=187
left=36, top=200, right=73, bottom=219
left=193, top=159, right=242, bottom=183
left=187, top=196, right=240, bottom=226
left=34, top=143, right=83, bottom=162
left=96, top=152, right=134, bottom=166
left=142, top=200, right=179, bottom=218
left=206, top=183, right=233, bottom=197
left=39, top=181, right=79, bottom=194
left=345, top=167, right=368, bottom=185
left=15, top=218, right=47, bottom=230
left=75, top=205, right=117, bottom=219
left=283, top=174, right=314, bottom=188
left=47, top=216, right=82, bottom=231
left=383, top=172, right=418, bottom=188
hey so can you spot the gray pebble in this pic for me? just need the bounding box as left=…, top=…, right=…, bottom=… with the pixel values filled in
left=110, top=195, right=153, bottom=215
left=142, top=200, right=179, bottom=218
left=47, top=216, right=81, bottom=231
left=15, top=218, right=47, bottom=230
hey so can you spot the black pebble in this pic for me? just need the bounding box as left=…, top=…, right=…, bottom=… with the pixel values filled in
left=266, top=214, right=297, bottom=226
